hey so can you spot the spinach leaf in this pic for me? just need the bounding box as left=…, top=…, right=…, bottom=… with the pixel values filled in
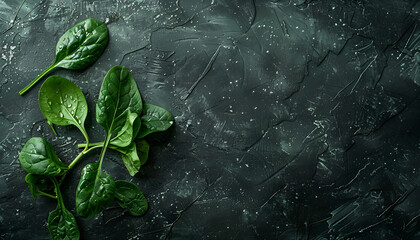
left=137, top=104, right=174, bottom=138
left=48, top=206, right=80, bottom=240
left=137, top=139, right=150, bottom=165
left=39, top=76, right=88, bottom=140
left=109, top=143, right=140, bottom=177
left=110, top=110, right=141, bottom=148
left=19, top=18, right=109, bottom=95
left=115, top=180, right=148, bottom=216
left=48, top=178, right=80, bottom=240
left=96, top=65, right=142, bottom=136
left=25, top=173, right=54, bottom=199
left=19, top=137, right=68, bottom=177
left=76, top=163, right=115, bottom=218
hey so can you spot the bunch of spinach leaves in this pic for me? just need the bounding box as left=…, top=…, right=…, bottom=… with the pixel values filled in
left=18, top=18, right=174, bottom=240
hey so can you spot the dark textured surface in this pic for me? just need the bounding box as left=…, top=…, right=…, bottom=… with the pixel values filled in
left=1, top=0, right=420, bottom=239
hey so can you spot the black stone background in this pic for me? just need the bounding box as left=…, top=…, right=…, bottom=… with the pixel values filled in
left=1, top=0, right=420, bottom=239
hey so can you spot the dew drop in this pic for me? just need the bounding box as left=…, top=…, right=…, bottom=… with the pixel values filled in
left=59, top=112, right=64, bottom=118
left=47, top=101, right=52, bottom=106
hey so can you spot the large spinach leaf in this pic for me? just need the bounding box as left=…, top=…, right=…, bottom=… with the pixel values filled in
left=137, top=104, right=174, bottom=138
left=39, top=76, right=88, bottom=140
left=19, top=18, right=108, bottom=95
left=76, top=163, right=115, bottom=218
left=115, top=180, right=148, bottom=216
left=96, top=65, right=142, bottom=136
left=19, top=137, right=68, bottom=177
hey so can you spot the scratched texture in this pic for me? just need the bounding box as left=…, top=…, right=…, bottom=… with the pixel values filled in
left=1, top=0, right=420, bottom=239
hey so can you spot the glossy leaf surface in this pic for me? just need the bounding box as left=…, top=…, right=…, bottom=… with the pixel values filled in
left=110, top=111, right=140, bottom=147
left=48, top=204, right=80, bottom=240
left=115, top=180, right=148, bottom=216
left=96, top=66, right=142, bottom=136
left=137, top=140, right=150, bottom=165
left=76, top=163, right=115, bottom=218
left=39, top=76, right=88, bottom=134
left=19, top=137, right=68, bottom=177
left=137, top=104, right=174, bottom=138
left=54, top=18, right=108, bottom=70
left=19, top=18, right=108, bottom=95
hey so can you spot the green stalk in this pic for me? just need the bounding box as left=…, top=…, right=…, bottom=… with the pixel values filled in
left=52, top=178, right=64, bottom=208
left=78, top=127, right=90, bottom=153
left=47, top=121, right=58, bottom=136
left=68, top=145, right=102, bottom=170
left=77, top=142, right=103, bottom=149
left=59, top=145, right=102, bottom=185
left=98, top=134, right=112, bottom=169
left=19, top=64, right=57, bottom=95
left=38, top=190, right=57, bottom=199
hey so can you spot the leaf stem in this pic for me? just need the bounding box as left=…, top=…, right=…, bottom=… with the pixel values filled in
left=98, top=134, right=112, bottom=170
left=78, top=142, right=103, bottom=148
left=19, top=64, right=57, bottom=95
left=52, top=178, right=64, bottom=208
left=48, top=121, right=58, bottom=136
left=38, top=190, right=57, bottom=199
left=68, top=145, right=102, bottom=170
left=78, top=127, right=90, bottom=153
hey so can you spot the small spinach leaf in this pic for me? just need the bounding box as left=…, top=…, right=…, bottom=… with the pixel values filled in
left=48, top=178, right=80, bottom=240
left=96, top=65, right=142, bottom=136
left=110, top=110, right=141, bottom=147
left=48, top=206, right=80, bottom=240
left=19, top=18, right=109, bottom=95
left=39, top=76, right=88, bottom=139
left=19, top=137, right=68, bottom=176
left=137, top=104, right=174, bottom=138
left=25, top=173, right=54, bottom=199
left=137, top=139, right=150, bottom=165
left=115, top=180, right=148, bottom=216
left=109, top=143, right=140, bottom=177
left=76, top=163, right=115, bottom=218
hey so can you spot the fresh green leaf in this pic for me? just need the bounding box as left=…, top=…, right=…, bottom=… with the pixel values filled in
left=25, top=173, right=54, bottom=199
left=76, top=163, right=115, bottom=218
left=115, top=180, right=148, bottom=216
left=19, top=18, right=109, bottom=95
left=137, top=140, right=150, bottom=165
left=110, top=110, right=141, bottom=147
left=48, top=178, right=80, bottom=240
left=109, top=143, right=140, bottom=177
left=19, top=137, right=68, bottom=177
left=96, top=65, right=143, bottom=136
left=137, top=104, right=174, bottom=138
left=48, top=206, right=80, bottom=240
left=39, top=76, right=88, bottom=138
left=48, top=202, right=80, bottom=240
left=54, top=18, right=108, bottom=70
